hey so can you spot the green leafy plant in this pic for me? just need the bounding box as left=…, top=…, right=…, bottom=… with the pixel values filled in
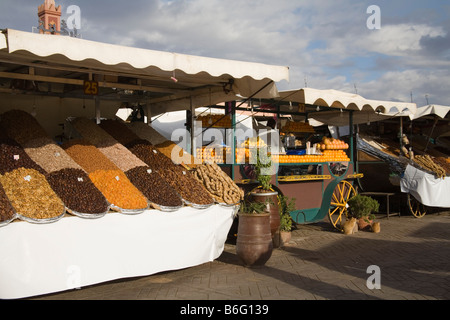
left=255, top=148, right=273, bottom=191
left=348, top=195, right=379, bottom=222
left=239, top=199, right=268, bottom=215
left=279, top=195, right=295, bottom=232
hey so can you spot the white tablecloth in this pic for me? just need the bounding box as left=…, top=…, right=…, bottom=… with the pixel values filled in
left=0, top=205, right=236, bottom=299
left=401, top=164, right=450, bottom=208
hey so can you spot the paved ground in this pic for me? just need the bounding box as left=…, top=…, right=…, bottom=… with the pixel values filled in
left=32, top=210, right=450, bottom=301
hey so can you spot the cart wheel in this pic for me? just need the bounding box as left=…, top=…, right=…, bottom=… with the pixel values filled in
left=328, top=180, right=357, bottom=230
left=407, top=194, right=427, bottom=218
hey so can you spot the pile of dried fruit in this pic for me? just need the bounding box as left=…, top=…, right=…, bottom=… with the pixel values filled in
left=159, top=166, right=213, bottom=205
left=127, top=121, right=168, bottom=145
left=69, top=117, right=115, bottom=147
left=413, top=155, right=447, bottom=179
left=62, top=139, right=119, bottom=173
left=0, top=168, right=65, bottom=220
left=126, top=139, right=176, bottom=171
left=433, top=157, right=450, bottom=176
left=155, top=140, right=196, bottom=166
left=46, top=168, right=109, bottom=214
left=62, top=139, right=148, bottom=211
left=99, top=119, right=140, bottom=146
left=0, top=110, right=48, bottom=145
left=0, top=184, right=16, bottom=224
left=125, top=166, right=182, bottom=208
left=0, top=137, right=46, bottom=175
left=70, top=118, right=147, bottom=172
left=89, top=170, right=148, bottom=210
left=192, top=163, right=244, bottom=205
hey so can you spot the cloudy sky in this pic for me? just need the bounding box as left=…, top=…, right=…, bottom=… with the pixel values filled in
left=1, top=0, right=449, bottom=106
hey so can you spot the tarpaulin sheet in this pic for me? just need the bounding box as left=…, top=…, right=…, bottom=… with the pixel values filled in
left=401, top=164, right=450, bottom=208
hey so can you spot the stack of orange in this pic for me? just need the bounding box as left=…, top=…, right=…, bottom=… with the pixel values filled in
left=320, top=137, right=349, bottom=150
left=196, top=147, right=232, bottom=164
left=273, top=150, right=350, bottom=164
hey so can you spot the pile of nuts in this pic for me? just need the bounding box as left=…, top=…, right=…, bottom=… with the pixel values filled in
left=96, top=140, right=147, bottom=172
left=23, top=137, right=83, bottom=173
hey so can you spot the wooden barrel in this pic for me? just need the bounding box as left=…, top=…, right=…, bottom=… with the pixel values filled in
left=236, top=213, right=273, bottom=267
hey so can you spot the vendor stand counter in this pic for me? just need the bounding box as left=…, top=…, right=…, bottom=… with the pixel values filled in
left=0, top=205, right=236, bottom=300
left=230, top=160, right=362, bottom=230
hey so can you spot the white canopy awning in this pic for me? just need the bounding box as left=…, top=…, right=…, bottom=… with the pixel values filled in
left=0, top=29, right=289, bottom=115
left=278, top=88, right=416, bottom=114
left=276, top=88, right=417, bottom=126
left=409, top=105, right=450, bottom=120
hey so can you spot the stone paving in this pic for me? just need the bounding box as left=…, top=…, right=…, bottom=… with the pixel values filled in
left=32, top=211, right=450, bottom=301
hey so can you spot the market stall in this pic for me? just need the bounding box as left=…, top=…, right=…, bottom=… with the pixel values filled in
left=357, top=104, right=449, bottom=217
left=0, top=28, right=289, bottom=299
left=216, top=88, right=417, bottom=230
left=0, top=206, right=236, bottom=300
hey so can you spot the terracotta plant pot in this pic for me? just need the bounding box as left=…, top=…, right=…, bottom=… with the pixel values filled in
left=280, top=231, right=291, bottom=246
left=358, top=218, right=373, bottom=231
left=236, top=213, right=273, bottom=267
left=250, top=191, right=280, bottom=246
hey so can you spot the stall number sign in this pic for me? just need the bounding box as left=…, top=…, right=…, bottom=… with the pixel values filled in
left=84, top=80, right=99, bottom=95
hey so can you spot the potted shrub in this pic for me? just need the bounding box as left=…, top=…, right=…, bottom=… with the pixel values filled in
left=279, top=195, right=295, bottom=246
left=250, top=148, right=280, bottom=247
left=236, top=199, right=273, bottom=267
left=348, top=194, right=379, bottom=230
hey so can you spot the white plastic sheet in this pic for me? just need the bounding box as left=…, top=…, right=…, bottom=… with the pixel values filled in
left=400, top=164, right=450, bottom=208
left=0, top=205, right=236, bottom=299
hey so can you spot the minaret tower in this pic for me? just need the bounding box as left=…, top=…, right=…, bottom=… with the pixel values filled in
left=38, top=0, right=62, bottom=34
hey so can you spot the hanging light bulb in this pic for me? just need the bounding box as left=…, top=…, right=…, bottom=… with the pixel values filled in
left=340, top=109, right=343, bottom=118
left=316, top=106, right=320, bottom=112
left=289, top=101, right=293, bottom=111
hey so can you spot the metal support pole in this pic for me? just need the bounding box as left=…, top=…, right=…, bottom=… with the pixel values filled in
left=349, top=110, right=354, bottom=163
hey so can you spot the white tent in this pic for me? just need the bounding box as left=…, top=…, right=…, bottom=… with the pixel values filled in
left=409, top=104, right=450, bottom=120
left=0, top=29, right=289, bottom=115
left=276, top=88, right=417, bottom=126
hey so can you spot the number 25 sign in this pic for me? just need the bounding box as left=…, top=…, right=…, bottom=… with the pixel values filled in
left=84, top=81, right=99, bottom=95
